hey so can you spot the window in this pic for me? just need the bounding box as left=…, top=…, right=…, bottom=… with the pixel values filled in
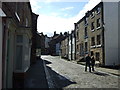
left=16, top=46, right=22, bottom=70
left=16, top=35, right=23, bottom=43
left=76, top=30, right=79, bottom=40
left=26, top=18, right=28, bottom=27
left=84, top=27, right=88, bottom=38
left=91, top=22, right=95, bottom=31
left=91, top=51, right=94, bottom=56
left=77, top=24, right=79, bottom=29
left=97, top=35, right=101, bottom=45
left=84, top=17, right=88, bottom=25
left=97, top=18, right=101, bottom=28
left=80, top=43, right=84, bottom=56
left=91, top=12, right=95, bottom=18
left=91, top=37, right=95, bottom=46
left=16, top=35, right=23, bottom=71
left=96, top=52, right=100, bottom=61
left=96, top=7, right=101, bottom=14
left=85, top=42, right=88, bottom=52
left=77, top=45, right=79, bottom=49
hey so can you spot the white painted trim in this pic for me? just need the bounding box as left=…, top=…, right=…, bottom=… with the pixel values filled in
left=15, top=12, right=20, bottom=22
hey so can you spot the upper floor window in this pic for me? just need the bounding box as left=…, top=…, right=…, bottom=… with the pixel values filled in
left=91, top=11, right=95, bottom=18
left=97, top=35, right=101, bottom=45
left=91, top=37, right=95, bottom=46
left=91, top=22, right=95, bottom=31
left=76, top=24, right=79, bottom=29
left=84, top=17, right=88, bottom=26
left=26, top=18, right=28, bottom=27
left=97, top=18, right=101, bottom=28
left=85, top=42, right=88, bottom=52
left=76, top=30, right=79, bottom=40
left=96, top=7, right=101, bottom=14
left=84, top=27, right=88, bottom=38
left=16, top=35, right=23, bottom=43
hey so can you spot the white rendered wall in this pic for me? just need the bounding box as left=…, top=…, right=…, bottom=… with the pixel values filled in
left=103, top=2, right=119, bottom=65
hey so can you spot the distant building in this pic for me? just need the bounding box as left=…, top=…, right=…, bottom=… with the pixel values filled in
left=39, top=32, right=45, bottom=55
left=49, top=32, right=65, bottom=56
left=45, top=35, right=51, bottom=55
left=61, top=32, right=69, bottom=59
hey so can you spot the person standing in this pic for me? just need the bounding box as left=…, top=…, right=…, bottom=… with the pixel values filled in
left=91, top=54, right=95, bottom=72
left=85, top=53, right=91, bottom=72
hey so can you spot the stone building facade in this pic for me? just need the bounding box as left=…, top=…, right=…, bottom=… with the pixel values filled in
left=61, top=33, right=69, bottom=59
left=75, top=2, right=104, bottom=65
left=75, top=2, right=120, bottom=66
left=1, top=1, right=37, bottom=88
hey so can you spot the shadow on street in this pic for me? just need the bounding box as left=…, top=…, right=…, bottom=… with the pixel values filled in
left=24, top=59, right=48, bottom=88
left=44, top=59, right=52, bottom=64
left=93, top=71, right=109, bottom=76
left=43, top=59, right=77, bottom=88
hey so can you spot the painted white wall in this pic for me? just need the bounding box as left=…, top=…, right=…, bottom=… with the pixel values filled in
left=0, top=17, right=2, bottom=90
left=104, top=2, right=119, bottom=65
left=69, top=37, right=71, bottom=60
left=118, top=1, right=120, bottom=66
left=72, top=37, right=75, bottom=60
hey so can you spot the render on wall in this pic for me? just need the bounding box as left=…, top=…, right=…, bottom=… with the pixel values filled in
left=103, top=2, right=119, bottom=65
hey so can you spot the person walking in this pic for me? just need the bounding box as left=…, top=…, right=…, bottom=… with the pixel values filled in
left=85, top=53, right=91, bottom=72
left=91, top=54, right=95, bottom=72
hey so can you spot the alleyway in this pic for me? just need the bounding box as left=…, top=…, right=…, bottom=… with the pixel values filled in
left=41, top=55, right=119, bottom=88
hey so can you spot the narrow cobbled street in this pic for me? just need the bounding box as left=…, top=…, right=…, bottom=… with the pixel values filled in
left=42, top=55, right=119, bottom=88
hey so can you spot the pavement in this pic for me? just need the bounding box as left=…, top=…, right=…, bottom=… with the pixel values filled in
left=24, top=59, right=49, bottom=88
left=72, top=61, right=120, bottom=77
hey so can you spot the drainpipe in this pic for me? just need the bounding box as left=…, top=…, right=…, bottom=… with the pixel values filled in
left=101, top=2, right=105, bottom=66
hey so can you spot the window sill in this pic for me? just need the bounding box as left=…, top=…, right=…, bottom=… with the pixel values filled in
left=91, top=45, right=96, bottom=48
left=96, top=27, right=101, bottom=30
left=84, top=36, right=88, bottom=39
left=91, top=29, right=95, bottom=32
left=96, top=45, right=102, bottom=48
left=84, top=24, right=88, bottom=27
left=96, top=12, right=100, bottom=15
left=91, top=15, right=95, bottom=19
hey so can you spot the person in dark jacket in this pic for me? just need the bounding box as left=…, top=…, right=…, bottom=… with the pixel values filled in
left=85, top=53, right=91, bottom=72
left=91, top=55, right=95, bottom=72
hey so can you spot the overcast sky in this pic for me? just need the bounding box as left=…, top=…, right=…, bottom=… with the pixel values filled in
left=30, top=0, right=101, bottom=37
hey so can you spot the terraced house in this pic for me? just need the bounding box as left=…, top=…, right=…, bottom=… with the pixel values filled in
left=75, top=2, right=119, bottom=66
left=1, top=1, right=38, bottom=88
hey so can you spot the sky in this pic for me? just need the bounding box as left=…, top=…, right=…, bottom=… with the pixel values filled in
left=30, top=0, right=101, bottom=37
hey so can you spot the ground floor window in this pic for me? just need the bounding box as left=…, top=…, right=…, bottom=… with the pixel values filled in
left=91, top=51, right=94, bottom=56
left=96, top=52, right=100, bottom=61
left=16, top=45, right=23, bottom=70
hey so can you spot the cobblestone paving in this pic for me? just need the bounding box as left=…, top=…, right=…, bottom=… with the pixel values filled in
left=42, top=55, right=119, bottom=89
